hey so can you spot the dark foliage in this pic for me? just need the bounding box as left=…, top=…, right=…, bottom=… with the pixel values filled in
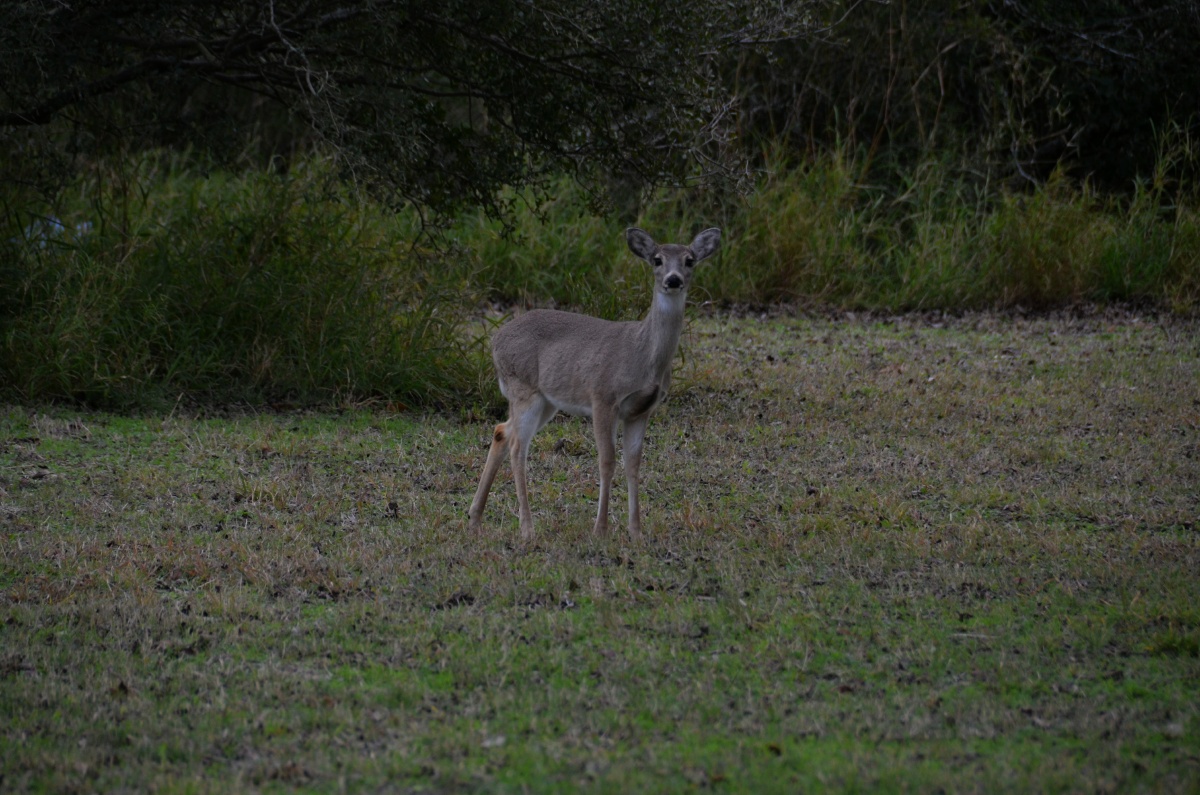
left=737, top=0, right=1200, bottom=189
left=0, top=0, right=815, bottom=217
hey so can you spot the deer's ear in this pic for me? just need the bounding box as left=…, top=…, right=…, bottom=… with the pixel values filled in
left=626, top=228, right=658, bottom=261
left=690, top=228, right=721, bottom=262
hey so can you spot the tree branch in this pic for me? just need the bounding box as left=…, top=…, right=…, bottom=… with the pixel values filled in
left=0, top=57, right=217, bottom=127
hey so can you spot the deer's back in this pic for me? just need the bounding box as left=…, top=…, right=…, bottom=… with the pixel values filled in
left=492, top=309, right=650, bottom=407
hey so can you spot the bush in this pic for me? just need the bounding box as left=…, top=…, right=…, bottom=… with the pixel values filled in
left=0, top=157, right=483, bottom=409
left=454, top=144, right=1200, bottom=315
left=3, top=144, right=1197, bottom=410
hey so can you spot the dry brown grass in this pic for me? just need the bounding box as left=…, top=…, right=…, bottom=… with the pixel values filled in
left=2, top=310, right=1198, bottom=792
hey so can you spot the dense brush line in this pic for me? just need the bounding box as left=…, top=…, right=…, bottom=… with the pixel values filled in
left=2, top=146, right=1197, bottom=409
left=0, top=160, right=479, bottom=409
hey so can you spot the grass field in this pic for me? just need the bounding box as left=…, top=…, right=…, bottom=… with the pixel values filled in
left=2, top=310, right=1199, bottom=792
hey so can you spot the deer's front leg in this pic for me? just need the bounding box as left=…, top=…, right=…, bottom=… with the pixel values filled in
left=592, top=406, right=618, bottom=535
left=622, top=413, right=649, bottom=541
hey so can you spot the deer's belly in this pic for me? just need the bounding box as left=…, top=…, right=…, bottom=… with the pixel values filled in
left=548, top=396, right=593, bottom=418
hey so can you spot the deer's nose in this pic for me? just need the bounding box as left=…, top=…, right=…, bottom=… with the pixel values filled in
left=664, top=273, right=683, bottom=290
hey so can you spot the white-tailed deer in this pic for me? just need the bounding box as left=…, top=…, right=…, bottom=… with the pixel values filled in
left=468, top=226, right=721, bottom=541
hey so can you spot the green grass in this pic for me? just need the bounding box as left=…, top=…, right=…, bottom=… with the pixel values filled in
left=3, top=311, right=1198, bottom=791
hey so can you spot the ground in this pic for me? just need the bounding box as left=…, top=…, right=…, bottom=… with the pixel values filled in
left=2, top=310, right=1198, bottom=792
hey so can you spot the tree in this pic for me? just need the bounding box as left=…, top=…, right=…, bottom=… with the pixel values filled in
left=0, top=0, right=818, bottom=218
left=735, top=0, right=1200, bottom=190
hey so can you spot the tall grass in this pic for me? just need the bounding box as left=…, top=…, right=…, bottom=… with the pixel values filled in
left=455, top=142, right=1200, bottom=316
left=452, top=183, right=650, bottom=320
left=1, top=157, right=483, bottom=409
left=2, top=142, right=1197, bottom=409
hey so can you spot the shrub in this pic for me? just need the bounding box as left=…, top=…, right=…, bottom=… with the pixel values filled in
left=3, top=143, right=1197, bottom=411
left=0, top=157, right=483, bottom=408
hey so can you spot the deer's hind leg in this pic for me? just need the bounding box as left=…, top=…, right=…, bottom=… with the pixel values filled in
left=468, top=421, right=512, bottom=532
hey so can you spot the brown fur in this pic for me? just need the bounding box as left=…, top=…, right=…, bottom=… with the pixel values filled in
left=467, top=227, right=721, bottom=541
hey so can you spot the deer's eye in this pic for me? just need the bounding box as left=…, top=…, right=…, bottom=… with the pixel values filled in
left=653, top=255, right=664, bottom=267
left=683, top=256, right=694, bottom=268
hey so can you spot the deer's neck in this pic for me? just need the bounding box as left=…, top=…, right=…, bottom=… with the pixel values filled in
left=640, top=290, right=687, bottom=376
